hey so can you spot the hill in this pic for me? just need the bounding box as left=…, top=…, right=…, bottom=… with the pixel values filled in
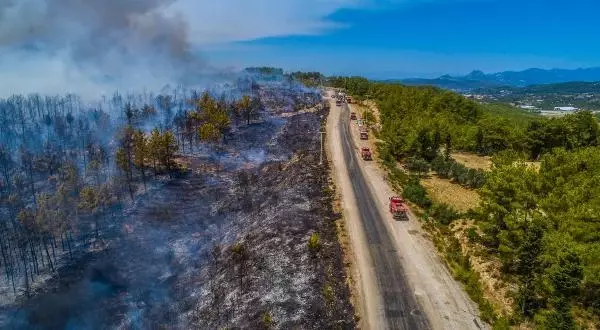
left=399, top=67, right=600, bottom=90
left=472, top=81, right=600, bottom=110
left=474, top=81, right=600, bottom=95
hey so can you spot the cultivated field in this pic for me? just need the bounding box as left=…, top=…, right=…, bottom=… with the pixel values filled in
left=421, top=176, right=481, bottom=212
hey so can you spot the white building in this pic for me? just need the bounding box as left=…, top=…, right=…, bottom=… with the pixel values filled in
left=519, top=105, right=538, bottom=110
left=554, top=106, right=579, bottom=112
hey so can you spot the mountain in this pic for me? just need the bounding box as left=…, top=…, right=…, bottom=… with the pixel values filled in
left=473, top=81, right=600, bottom=95
left=396, top=74, right=502, bottom=90
left=399, top=67, right=600, bottom=90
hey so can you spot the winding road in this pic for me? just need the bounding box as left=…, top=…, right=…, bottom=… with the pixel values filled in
left=326, top=91, right=486, bottom=330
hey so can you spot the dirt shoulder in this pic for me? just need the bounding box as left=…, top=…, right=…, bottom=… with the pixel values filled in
left=346, top=102, right=488, bottom=330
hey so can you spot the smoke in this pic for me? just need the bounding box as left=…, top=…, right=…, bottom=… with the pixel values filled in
left=0, top=0, right=211, bottom=97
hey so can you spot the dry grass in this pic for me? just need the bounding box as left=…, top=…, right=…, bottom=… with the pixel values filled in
left=451, top=152, right=492, bottom=171
left=421, top=176, right=481, bottom=212
left=361, top=100, right=381, bottom=121
left=451, top=220, right=517, bottom=316
left=351, top=103, right=370, bottom=119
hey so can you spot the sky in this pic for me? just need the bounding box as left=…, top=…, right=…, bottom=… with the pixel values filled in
left=203, top=0, right=600, bottom=78
left=0, top=0, right=599, bottom=95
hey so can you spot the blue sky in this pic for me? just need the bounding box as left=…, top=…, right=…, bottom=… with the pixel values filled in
left=205, top=0, right=600, bottom=78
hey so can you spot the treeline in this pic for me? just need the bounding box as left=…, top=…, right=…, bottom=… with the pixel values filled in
left=431, top=156, right=486, bottom=189
left=328, top=77, right=599, bottom=160
left=244, top=67, right=284, bottom=76
left=289, top=72, right=326, bottom=88
left=331, top=76, right=600, bottom=327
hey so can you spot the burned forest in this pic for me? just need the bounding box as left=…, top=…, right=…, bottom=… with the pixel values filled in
left=0, top=74, right=355, bottom=329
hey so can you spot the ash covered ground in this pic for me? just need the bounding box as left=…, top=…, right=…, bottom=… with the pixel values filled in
left=1, top=103, right=355, bottom=329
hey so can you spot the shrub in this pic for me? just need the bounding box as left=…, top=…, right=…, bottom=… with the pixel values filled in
left=405, top=157, right=431, bottom=176
left=470, top=171, right=487, bottom=188
left=363, top=110, right=377, bottom=126
left=323, top=284, right=335, bottom=304
left=262, top=311, right=274, bottom=329
left=432, top=155, right=451, bottom=178
left=467, top=227, right=482, bottom=243
left=307, top=232, right=321, bottom=253
left=430, top=203, right=460, bottom=225
left=431, top=154, right=486, bottom=188
left=403, top=177, right=432, bottom=208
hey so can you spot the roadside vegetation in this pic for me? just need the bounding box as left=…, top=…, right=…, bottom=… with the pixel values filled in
left=330, top=76, right=600, bottom=328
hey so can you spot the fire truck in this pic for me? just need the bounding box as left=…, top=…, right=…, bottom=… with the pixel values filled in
left=361, top=147, right=372, bottom=160
left=389, top=196, right=409, bottom=220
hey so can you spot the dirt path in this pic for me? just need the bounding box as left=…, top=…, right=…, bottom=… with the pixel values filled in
left=327, top=90, right=488, bottom=330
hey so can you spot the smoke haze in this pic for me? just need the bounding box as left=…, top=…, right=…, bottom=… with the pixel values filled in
left=0, top=0, right=208, bottom=97
left=0, top=0, right=363, bottom=97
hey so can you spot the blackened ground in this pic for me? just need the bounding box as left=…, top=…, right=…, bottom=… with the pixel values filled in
left=2, top=107, right=355, bottom=329
left=4, top=171, right=229, bottom=329
left=193, top=109, right=355, bottom=329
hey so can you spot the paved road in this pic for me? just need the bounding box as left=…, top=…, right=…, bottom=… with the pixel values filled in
left=337, top=102, right=430, bottom=329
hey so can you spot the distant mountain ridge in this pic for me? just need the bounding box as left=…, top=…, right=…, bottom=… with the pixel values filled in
left=398, top=67, right=600, bottom=90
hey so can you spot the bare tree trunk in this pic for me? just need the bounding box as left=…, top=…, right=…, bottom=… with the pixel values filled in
left=67, top=232, right=73, bottom=259
left=37, top=237, right=45, bottom=269
left=127, top=172, right=134, bottom=201
left=21, top=244, right=30, bottom=297
left=28, top=166, right=36, bottom=206
left=51, top=236, right=57, bottom=264
left=30, top=240, right=38, bottom=276
left=141, top=167, right=147, bottom=192
left=10, top=268, right=16, bottom=295
left=0, top=239, right=10, bottom=282
left=43, top=237, right=54, bottom=272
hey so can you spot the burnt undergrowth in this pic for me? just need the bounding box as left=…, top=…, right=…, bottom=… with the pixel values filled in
left=194, top=109, right=355, bottom=329
left=2, top=104, right=355, bottom=329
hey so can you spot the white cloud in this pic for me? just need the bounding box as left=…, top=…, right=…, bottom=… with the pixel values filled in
left=165, top=0, right=364, bottom=45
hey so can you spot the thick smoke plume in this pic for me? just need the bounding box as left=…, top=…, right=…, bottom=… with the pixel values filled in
left=0, top=0, right=212, bottom=97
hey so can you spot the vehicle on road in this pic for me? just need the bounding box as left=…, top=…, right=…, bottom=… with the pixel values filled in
left=346, top=96, right=353, bottom=104
left=350, top=112, right=357, bottom=120
left=389, top=196, right=409, bottom=220
left=336, top=100, right=342, bottom=106
left=359, top=127, right=368, bottom=140
left=361, top=147, right=372, bottom=160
